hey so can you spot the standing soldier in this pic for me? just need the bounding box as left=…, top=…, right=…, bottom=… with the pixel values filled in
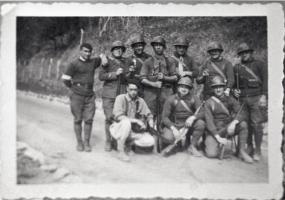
left=62, top=43, right=107, bottom=152
left=140, top=36, right=178, bottom=125
left=99, top=40, right=129, bottom=152
left=161, top=77, right=205, bottom=156
left=204, top=76, right=253, bottom=163
left=232, top=42, right=267, bottom=161
left=196, top=41, right=234, bottom=100
left=170, top=36, right=199, bottom=81
left=126, top=33, right=151, bottom=97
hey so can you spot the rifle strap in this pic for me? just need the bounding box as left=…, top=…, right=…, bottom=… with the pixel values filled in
left=211, top=96, right=230, bottom=116
left=241, top=64, right=261, bottom=83
left=173, top=96, right=192, bottom=113
left=210, top=61, right=227, bottom=82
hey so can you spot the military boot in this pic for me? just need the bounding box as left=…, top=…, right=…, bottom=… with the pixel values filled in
left=83, top=123, right=92, bottom=152
left=188, top=144, right=203, bottom=157
left=253, top=149, right=261, bottom=162
left=239, top=149, right=254, bottom=163
left=117, top=141, right=130, bottom=162
left=74, top=123, right=84, bottom=152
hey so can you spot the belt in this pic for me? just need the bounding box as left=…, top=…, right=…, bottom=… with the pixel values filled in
left=73, top=82, right=93, bottom=89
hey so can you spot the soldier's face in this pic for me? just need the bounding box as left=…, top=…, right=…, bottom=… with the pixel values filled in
left=153, top=43, right=164, bottom=55
left=177, top=85, right=190, bottom=97
left=127, top=84, right=138, bottom=99
left=213, top=86, right=225, bottom=97
left=175, top=46, right=187, bottom=56
left=240, top=51, right=252, bottom=62
left=112, top=47, right=124, bottom=58
left=133, top=43, right=145, bottom=55
left=209, top=50, right=222, bottom=60
left=80, top=47, right=92, bottom=60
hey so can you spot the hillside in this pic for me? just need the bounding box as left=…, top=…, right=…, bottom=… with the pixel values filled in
left=16, top=17, right=267, bottom=97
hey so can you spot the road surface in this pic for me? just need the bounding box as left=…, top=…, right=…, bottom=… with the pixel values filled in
left=17, top=92, right=268, bottom=184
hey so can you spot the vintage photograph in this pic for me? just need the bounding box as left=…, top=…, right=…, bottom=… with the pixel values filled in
left=1, top=3, right=283, bottom=199
left=16, top=16, right=268, bottom=184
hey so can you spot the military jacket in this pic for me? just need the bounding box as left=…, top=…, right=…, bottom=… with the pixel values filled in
left=64, top=57, right=101, bottom=96
left=162, top=93, right=204, bottom=129
left=197, top=58, right=234, bottom=95
left=170, top=52, right=199, bottom=79
left=140, top=54, right=177, bottom=89
left=205, top=95, right=244, bottom=136
left=99, top=56, right=130, bottom=99
left=233, top=58, right=267, bottom=97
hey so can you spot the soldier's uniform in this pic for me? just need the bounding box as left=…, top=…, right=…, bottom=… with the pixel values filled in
left=62, top=48, right=102, bottom=152
left=140, top=36, right=177, bottom=116
left=204, top=76, right=253, bottom=163
left=161, top=77, right=205, bottom=156
left=170, top=36, right=199, bottom=80
left=196, top=42, right=234, bottom=100
left=126, top=34, right=151, bottom=97
left=233, top=43, right=267, bottom=160
left=99, top=40, right=130, bottom=151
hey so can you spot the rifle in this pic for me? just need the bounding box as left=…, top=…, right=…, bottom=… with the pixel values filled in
left=155, top=62, right=163, bottom=153
left=235, top=65, right=240, bottom=102
left=161, top=101, right=205, bottom=157
left=218, top=102, right=245, bottom=159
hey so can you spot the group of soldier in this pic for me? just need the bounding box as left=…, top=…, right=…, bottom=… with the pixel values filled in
left=62, top=33, right=267, bottom=164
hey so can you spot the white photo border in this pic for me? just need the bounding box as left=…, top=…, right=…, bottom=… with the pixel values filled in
left=0, top=2, right=283, bottom=199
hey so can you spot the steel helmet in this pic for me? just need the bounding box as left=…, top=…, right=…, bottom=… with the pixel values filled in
left=150, top=36, right=166, bottom=48
left=237, top=42, right=253, bottom=55
left=130, top=34, right=146, bottom=47
left=207, top=41, right=223, bottom=52
left=111, top=40, right=126, bottom=52
left=173, top=36, right=189, bottom=47
left=177, top=77, right=193, bottom=88
left=210, top=75, right=226, bottom=87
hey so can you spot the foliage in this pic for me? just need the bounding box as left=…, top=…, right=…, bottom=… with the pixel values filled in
left=17, top=17, right=267, bottom=97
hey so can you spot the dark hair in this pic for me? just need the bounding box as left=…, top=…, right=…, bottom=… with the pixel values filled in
left=126, top=78, right=140, bottom=88
left=80, top=43, right=93, bottom=51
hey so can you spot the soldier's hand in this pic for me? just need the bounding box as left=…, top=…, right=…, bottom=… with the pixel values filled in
left=259, top=95, right=267, bottom=107
left=157, top=72, right=164, bottom=80
left=153, top=81, right=162, bottom=88
left=224, top=88, right=230, bottom=96
left=185, top=116, right=196, bottom=128
left=100, top=54, right=108, bottom=66
left=129, top=65, right=135, bottom=72
left=148, top=119, right=154, bottom=129
left=116, top=68, right=124, bottom=76
left=202, top=70, right=209, bottom=77
left=227, top=120, right=238, bottom=136
left=215, top=135, right=227, bottom=145
left=232, top=89, right=241, bottom=98
left=135, top=119, right=146, bottom=130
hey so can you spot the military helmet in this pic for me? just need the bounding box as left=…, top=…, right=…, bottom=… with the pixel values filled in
left=111, top=40, right=126, bottom=52
left=130, top=34, right=146, bottom=47
left=177, top=77, right=193, bottom=88
left=207, top=41, right=223, bottom=52
left=237, top=42, right=253, bottom=55
left=150, top=36, right=166, bottom=48
left=210, top=75, right=226, bottom=87
left=174, top=36, right=189, bottom=47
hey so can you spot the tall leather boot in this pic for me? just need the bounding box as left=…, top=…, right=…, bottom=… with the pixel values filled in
left=84, top=123, right=92, bottom=152
left=188, top=129, right=203, bottom=157
left=253, top=124, right=263, bottom=161
left=74, top=122, right=83, bottom=152
left=238, top=127, right=253, bottom=164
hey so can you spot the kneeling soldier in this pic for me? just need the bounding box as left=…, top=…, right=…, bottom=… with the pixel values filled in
left=110, top=80, right=155, bottom=162
left=204, top=75, right=253, bottom=163
left=161, top=77, right=205, bottom=157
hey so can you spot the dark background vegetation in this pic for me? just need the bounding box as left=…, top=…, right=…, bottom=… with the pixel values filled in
left=16, top=17, right=267, bottom=97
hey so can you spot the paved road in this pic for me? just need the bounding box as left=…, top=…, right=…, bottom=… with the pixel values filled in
left=17, top=92, right=268, bottom=184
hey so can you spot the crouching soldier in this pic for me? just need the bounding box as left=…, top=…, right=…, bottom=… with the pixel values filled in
left=204, top=75, right=253, bottom=163
left=161, top=77, right=205, bottom=157
left=110, top=80, right=155, bottom=162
